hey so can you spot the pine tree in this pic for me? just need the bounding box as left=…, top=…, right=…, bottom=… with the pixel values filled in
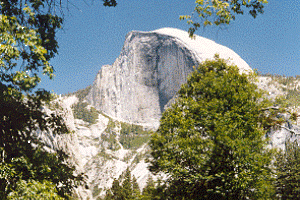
left=274, top=141, right=300, bottom=199
left=111, top=179, right=124, bottom=200
left=104, top=169, right=142, bottom=200
left=141, top=176, right=155, bottom=200
left=132, top=176, right=141, bottom=198
left=142, top=176, right=154, bottom=199
left=122, top=168, right=133, bottom=200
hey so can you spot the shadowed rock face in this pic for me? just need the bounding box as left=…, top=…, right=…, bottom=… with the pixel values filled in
left=86, top=28, right=252, bottom=129
left=86, top=31, right=199, bottom=129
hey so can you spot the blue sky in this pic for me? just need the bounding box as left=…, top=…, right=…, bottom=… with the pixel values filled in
left=39, top=0, right=300, bottom=95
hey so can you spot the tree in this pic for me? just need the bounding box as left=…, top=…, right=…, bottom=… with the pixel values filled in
left=0, top=0, right=115, bottom=198
left=132, top=176, right=141, bottom=198
left=110, top=179, right=124, bottom=200
left=122, top=169, right=134, bottom=200
left=274, top=141, right=300, bottom=199
left=7, top=180, right=64, bottom=200
left=180, top=0, right=268, bottom=36
left=141, top=176, right=155, bottom=199
left=104, top=168, right=141, bottom=200
left=149, top=55, right=274, bottom=199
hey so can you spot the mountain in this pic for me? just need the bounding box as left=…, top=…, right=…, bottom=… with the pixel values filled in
left=86, top=28, right=252, bottom=129
left=53, top=28, right=300, bottom=199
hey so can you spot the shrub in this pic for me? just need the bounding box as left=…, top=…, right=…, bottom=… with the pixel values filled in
left=72, top=102, right=99, bottom=125
left=119, top=123, right=151, bottom=150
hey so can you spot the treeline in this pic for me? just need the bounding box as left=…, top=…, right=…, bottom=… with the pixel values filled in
left=63, top=86, right=92, bottom=101
left=103, top=168, right=163, bottom=200
left=102, top=142, right=300, bottom=200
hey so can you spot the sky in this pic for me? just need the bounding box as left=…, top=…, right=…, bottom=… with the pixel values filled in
left=39, top=0, right=300, bottom=95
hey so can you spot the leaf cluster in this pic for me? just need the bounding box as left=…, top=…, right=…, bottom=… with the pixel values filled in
left=0, top=147, right=85, bottom=199
left=180, top=0, right=268, bottom=36
left=103, top=0, right=117, bottom=7
left=7, top=179, right=64, bottom=200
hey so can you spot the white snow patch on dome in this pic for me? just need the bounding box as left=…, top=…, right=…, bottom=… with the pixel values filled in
left=152, top=27, right=252, bottom=74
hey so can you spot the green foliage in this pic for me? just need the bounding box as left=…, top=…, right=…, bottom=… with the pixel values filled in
left=105, top=179, right=123, bottom=200
left=92, top=185, right=102, bottom=199
left=180, top=0, right=268, bottom=36
left=102, top=120, right=151, bottom=151
left=0, top=0, right=86, bottom=198
left=74, top=86, right=92, bottom=101
left=274, top=141, right=300, bottom=199
left=72, top=102, right=99, bottom=125
left=105, top=120, right=117, bottom=134
left=140, top=177, right=167, bottom=200
left=101, top=133, right=119, bottom=151
left=7, top=180, right=64, bottom=200
left=0, top=148, right=84, bottom=199
left=132, top=152, right=146, bottom=165
left=281, top=88, right=300, bottom=109
left=104, top=168, right=141, bottom=200
left=119, top=123, right=151, bottom=150
left=122, top=151, right=136, bottom=163
left=102, top=120, right=120, bottom=150
left=48, top=101, right=63, bottom=111
left=265, top=74, right=300, bottom=123
left=122, top=169, right=134, bottom=199
left=132, top=176, right=140, bottom=198
left=149, top=56, right=274, bottom=199
left=141, top=176, right=155, bottom=200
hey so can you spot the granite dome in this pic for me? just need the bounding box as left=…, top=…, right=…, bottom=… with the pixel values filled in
left=86, top=28, right=253, bottom=129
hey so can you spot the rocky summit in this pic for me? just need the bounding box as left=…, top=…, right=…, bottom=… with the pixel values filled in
left=49, top=28, right=300, bottom=199
left=86, top=28, right=252, bottom=129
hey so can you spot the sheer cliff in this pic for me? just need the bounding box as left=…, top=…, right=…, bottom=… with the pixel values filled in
left=86, top=28, right=252, bottom=129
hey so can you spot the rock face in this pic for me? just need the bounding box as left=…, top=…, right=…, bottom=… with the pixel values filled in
left=268, top=121, right=300, bottom=150
left=86, top=28, right=252, bottom=129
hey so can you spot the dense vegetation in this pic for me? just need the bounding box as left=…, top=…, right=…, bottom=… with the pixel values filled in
left=101, top=119, right=151, bottom=151
left=147, top=56, right=281, bottom=200
left=98, top=57, right=300, bottom=200
left=104, top=168, right=140, bottom=200
left=119, top=123, right=151, bottom=150
left=101, top=120, right=119, bottom=150
left=72, top=102, right=99, bottom=125
left=67, top=85, right=101, bottom=125
left=0, top=0, right=116, bottom=198
left=274, top=141, right=300, bottom=199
